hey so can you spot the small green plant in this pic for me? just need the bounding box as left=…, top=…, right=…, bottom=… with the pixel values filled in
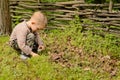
left=12, top=16, right=22, bottom=28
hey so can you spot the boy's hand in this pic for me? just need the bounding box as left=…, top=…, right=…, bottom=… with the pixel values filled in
left=38, top=45, right=45, bottom=51
left=30, top=52, right=39, bottom=57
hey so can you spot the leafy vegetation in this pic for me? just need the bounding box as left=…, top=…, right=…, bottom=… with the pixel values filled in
left=0, top=16, right=120, bottom=80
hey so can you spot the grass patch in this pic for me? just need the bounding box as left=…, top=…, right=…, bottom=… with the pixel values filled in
left=0, top=19, right=120, bottom=80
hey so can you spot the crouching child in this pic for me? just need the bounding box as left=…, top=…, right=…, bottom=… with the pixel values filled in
left=9, top=11, right=47, bottom=60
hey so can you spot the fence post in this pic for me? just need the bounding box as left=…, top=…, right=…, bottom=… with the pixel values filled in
left=109, top=0, right=113, bottom=13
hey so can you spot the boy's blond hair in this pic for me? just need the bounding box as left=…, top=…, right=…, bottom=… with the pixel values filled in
left=30, top=11, right=47, bottom=26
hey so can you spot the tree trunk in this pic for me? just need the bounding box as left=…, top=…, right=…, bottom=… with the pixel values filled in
left=0, top=0, right=12, bottom=35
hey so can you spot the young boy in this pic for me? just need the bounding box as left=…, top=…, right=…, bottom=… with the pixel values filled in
left=9, top=11, right=47, bottom=59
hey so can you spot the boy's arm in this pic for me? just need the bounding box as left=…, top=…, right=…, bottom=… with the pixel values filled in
left=35, top=32, right=44, bottom=46
left=16, top=27, right=36, bottom=56
left=30, top=52, right=39, bottom=57
left=35, top=32, right=45, bottom=51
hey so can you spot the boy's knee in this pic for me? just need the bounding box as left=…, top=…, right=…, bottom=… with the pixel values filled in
left=9, top=40, right=20, bottom=50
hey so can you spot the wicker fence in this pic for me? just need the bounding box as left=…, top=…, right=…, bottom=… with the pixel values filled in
left=9, top=0, right=120, bottom=36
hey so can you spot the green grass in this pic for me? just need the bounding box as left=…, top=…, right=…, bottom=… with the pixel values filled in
left=0, top=19, right=120, bottom=80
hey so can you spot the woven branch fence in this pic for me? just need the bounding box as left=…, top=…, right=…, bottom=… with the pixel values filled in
left=9, top=0, right=120, bottom=36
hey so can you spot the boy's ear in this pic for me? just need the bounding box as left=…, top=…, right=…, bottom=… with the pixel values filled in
left=31, top=21, right=35, bottom=24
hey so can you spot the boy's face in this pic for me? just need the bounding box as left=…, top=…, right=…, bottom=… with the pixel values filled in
left=31, top=21, right=45, bottom=32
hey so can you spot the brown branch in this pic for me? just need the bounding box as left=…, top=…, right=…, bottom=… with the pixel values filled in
left=10, top=0, right=36, bottom=2
left=73, top=4, right=109, bottom=7
left=55, top=18, right=73, bottom=20
left=96, top=13, right=120, bottom=17
left=90, top=18, right=120, bottom=22
left=19, top=3, right=42, bottom=9
left=55, top=1, right=84, bottom=5
left=10, top=10, right=32, bottom=14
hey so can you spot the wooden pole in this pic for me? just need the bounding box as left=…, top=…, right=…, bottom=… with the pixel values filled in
left=0, top=0, right=12, bottom=35
left=109, top=0, right=113, bottom=13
